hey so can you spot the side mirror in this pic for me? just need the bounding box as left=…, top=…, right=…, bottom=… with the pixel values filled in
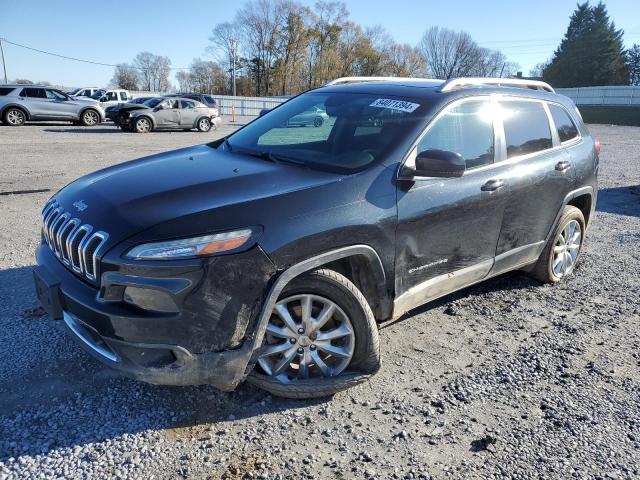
left=413, top=149, right=465, bottom=178
left=259, top=108, right=271, bottom=117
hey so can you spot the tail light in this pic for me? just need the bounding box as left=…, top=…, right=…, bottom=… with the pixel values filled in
left=594, top=139, right=601, bottom=155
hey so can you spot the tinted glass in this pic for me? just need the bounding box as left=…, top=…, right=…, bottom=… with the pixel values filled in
left=144, top=98, right=163, bottom=107
left=0, top=87, right=15, bottom=96
left=224, top=92, right=429, bottom=173
left=21, top=88, right=47, bottom=98
left=418, top=99, right=495, bottom=169
left=46, top=89, right=66, bottom=100
left=120, top=92, right=128, bottom=100
left=548, top=103, right=579, bottom=143
left=181, top=100, right=196, bottom=109
left=502, top=100, right=553, bottom=158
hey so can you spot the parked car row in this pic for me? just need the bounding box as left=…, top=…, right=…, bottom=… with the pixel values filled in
left=0, top=84, right=222, bottom=133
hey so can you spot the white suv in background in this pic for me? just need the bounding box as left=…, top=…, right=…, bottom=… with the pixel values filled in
left=78, top=89, right=131, bottom=109
left=67, top=87, right=100, bottom=98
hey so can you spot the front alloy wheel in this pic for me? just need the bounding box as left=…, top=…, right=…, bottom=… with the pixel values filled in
left=249, top=269, right=380, bottom=399
left=257, top=294, right=355, bottom=382
left=81, top=109, right=99, bottom=126
left=134, top=117, right=152, bottom=133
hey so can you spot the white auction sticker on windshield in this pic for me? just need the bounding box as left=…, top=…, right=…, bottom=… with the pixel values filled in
left=369, top=98, right=420, bottom=113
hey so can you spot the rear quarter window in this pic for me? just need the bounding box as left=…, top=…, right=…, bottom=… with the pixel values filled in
left=0, top=87, right=15, bottom=96
left=501, top=100, right=553, bottom=158
left=548, top=103, right=579, bottom=143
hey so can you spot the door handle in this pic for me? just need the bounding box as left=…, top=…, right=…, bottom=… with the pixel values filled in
left=555, top=161, right=571, bottom=172
left=481, top=179, right=506, bottom=192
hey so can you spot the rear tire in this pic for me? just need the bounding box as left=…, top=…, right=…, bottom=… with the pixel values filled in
left=80, top=109, right=100, bottom=126
left=530, top=205, right=585, bottom=283
left=197, top=117, right=212, bottom=132
left=3, top=107, right=26, bottom=126
left=248, top=269, right=380, bottom=399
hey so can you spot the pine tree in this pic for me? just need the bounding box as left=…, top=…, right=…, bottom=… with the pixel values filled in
left=543, top=2, right=629, bottom=87
left=627, top=44, right=640, bottom=85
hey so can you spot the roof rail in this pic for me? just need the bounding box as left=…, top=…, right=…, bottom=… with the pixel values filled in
left=325, top=76, right=443, bottom=86
left=439, top=77, right=555, bottom=93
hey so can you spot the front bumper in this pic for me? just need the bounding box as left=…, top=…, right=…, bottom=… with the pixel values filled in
left=35, top=243, right=276, bottom=390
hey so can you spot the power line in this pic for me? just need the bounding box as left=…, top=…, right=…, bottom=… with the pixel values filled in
left=1, top=38, right=191, bottom=70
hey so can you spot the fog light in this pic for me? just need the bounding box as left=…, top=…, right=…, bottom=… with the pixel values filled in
left=123, top=286, right=178, bottom=313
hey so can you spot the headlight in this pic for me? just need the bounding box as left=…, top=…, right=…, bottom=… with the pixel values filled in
left=125, top=229, right=253, bottom=260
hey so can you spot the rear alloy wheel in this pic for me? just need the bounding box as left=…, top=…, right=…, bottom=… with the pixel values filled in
left=80, top=109, right=100, bottom=126
left=4, top=108, right=26, bottom=126
left=248, top=269, right=380, bottom=399
left=313, top=116, right=324, bottom=127
left=197, top=117, right=212, bottom=132
left=134, top=117, right=152, bottom=133
left=531, top=205, right=585, bottom=283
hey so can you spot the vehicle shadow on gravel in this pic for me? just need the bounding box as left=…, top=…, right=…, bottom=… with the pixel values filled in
left=43, top=127, right=121, bottom=134
left=596, top=185, right=640, bottom=218
left=0, top=265, right=327, bottom=461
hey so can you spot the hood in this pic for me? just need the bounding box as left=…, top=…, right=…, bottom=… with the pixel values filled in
left=52, top=144, right=339, bottom=246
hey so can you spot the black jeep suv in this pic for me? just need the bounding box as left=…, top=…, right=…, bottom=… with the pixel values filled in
left=33, top=77, right=598, bottom=398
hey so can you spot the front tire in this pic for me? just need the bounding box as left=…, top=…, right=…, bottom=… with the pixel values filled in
left=197, top=117, right=212, bottom=132
left=313, top=116, right=324, bottom=127
left=530, top=205, right=585, bottom=283
left=134, top=117, right=152, bottom=133
left=248, top=269, right=380, bottom=399
left=80, top=109, right=100, bottom=126
left=4, top=107, right=26, bottom=126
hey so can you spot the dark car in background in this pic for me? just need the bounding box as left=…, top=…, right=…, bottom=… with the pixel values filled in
left=33, top=76, right=598, bottom=399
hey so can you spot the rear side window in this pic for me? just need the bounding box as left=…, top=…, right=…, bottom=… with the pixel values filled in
left=501, top=100, right=552, bottom=158
left=181, top=100, right=196, bottom=109
left=418, top=98, right=495, bottom=169
left=20, top=88, right=47, bottom=98
left=0, top=87, right=15, bottom=96
left=548, top=104, right=579, bottom=143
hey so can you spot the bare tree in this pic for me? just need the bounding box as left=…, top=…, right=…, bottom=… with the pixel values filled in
left=418, top=27, right=482, bottom=79
left=133, top=51, right=155, bottom=91
left=386, top=43, right=427, bottom=77
left=111, top=64, right=139, bottom=90
left=208, top=21, right=244, bottom=94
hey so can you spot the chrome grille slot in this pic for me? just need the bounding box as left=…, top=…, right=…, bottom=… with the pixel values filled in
left=40, top=200, right=109, bottom=283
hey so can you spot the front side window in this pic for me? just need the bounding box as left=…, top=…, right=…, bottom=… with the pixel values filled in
left=548, top=103, right=579, bottom=143
left=224, top=92, right=429, bottom=173
left=120, top=92, right=128, bottom=101
left=160, top=99, right=179, bottom=109
left=46, top=89, right=66, bottom=100
left=417, top=98, right=495, bottom=170
left=501, top=100, right=553, bottom=158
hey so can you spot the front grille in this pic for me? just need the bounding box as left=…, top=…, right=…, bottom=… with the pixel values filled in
left=41, top=199, right=109, bottom=282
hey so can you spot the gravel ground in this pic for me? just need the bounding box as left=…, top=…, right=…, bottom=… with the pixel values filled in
left=0, top=122, right=638, bottom=480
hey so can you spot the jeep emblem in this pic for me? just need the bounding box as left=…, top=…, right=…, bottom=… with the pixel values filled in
left=73, top=200, right=88, bottom=212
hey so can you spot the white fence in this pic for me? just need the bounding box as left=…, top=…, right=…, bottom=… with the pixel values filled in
left=557, top=86, right=640, bottom=106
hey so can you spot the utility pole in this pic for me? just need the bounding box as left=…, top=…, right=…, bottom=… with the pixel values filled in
left=230, top=37, right=238, bottom=122
left=0, top=38, right=8, bottom=84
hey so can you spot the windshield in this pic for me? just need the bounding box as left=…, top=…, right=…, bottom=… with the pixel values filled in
left=67, top=88, right=81, bottom=96
left=144, top=97, right=163, bottom=107
left=90, top=89, right=106, bottom=99
left=222, top=92, right=429, bottom=173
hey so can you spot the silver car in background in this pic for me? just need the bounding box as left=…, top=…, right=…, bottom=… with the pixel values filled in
left=126, top=97, right=221, bottom=133
left=285, top=104, right=329, bottom=127
left=0, top=85, right=105, bottom=126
